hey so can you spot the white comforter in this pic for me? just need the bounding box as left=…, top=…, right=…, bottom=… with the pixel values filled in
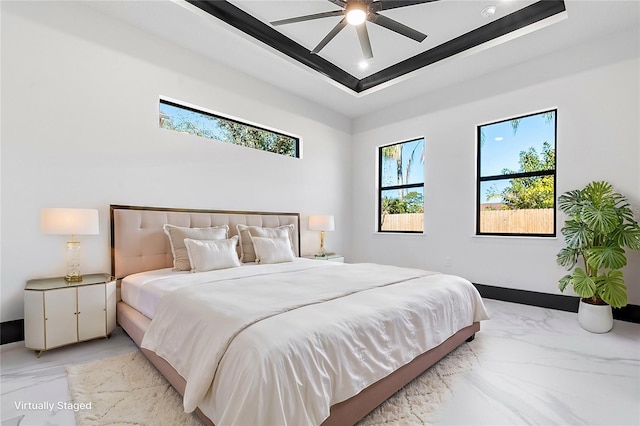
left=141, top=260, right=488, bottom=425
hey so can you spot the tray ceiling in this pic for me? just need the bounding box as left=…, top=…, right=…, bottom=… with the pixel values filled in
left=81, top=1, right=639, bottom=118
left=188, top=0, right=566, bottom=94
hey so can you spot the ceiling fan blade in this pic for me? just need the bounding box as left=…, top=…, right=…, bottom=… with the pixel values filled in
left=355, top=24, right=373, bottom=59
left=326, top=0, right=347, bottom=7
left=312, top=18, right=348, bottom=54
left=373, top=0, right=439, bottom=11
left=271, top=10, right=344, bottom=26
left=369, top=13, right=427, bottom=42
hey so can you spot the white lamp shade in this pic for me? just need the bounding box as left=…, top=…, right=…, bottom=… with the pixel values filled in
left=309, top=215, right=335, bottom=231
left=41, top=208, right=99, bottom=235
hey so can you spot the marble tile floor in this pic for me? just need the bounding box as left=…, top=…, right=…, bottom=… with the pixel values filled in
left=1, top=299, right=639, bottom=426
left=437, top=300, right=640, bottom=426
left=1, top=328, right=136, bottom=426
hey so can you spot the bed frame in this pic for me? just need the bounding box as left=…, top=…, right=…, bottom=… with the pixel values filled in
left=111, top=204, right=479, bottom=426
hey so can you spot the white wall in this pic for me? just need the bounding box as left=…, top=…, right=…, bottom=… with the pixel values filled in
left=0, top=2, right=352, bottom=322
left=351, top=29, right=640, bottom=305
left=2, top=2, right=639, bottom=324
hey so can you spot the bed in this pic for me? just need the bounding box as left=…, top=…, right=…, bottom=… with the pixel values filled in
left=111, top=204, right=488, bottom=426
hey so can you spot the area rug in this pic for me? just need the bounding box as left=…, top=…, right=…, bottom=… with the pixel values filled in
left=67, top=341, right=482, bottom=426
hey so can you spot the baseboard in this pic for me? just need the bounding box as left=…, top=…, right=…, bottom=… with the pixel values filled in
left=474, top=283, right=640, bottom=324
left=1, top=319, right=24, bottom=345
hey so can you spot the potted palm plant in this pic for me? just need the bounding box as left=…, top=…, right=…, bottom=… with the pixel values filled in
left=557, top=181, right=640, bottom=333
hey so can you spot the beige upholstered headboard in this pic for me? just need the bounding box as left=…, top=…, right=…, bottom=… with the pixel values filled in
left=110, top=205, right=300, bottom=279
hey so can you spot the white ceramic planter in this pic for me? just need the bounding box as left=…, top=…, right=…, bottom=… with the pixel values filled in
left=578, top=300, right=613, bottom=333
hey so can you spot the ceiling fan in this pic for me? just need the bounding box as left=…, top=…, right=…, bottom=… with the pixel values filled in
left=270, top=0, right=438, bottom=60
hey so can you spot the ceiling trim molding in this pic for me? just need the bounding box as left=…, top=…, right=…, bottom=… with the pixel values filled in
left=186, top=0, right=360, bottom=89
left=359, top=0, right=566, bottom=91
left=187, top=0, right=566, bottom=94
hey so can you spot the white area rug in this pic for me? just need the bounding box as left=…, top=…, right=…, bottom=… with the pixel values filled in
left=67, top=342, right=481, bottom=426
left=67, top=351, right=201, bottom=426
left=358, top=341, right=481, bottom=425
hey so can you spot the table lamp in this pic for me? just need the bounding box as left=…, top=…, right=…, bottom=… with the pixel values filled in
left=309, top=215, right=335, bottom=257
left=41, top=208, right=99, bottom=282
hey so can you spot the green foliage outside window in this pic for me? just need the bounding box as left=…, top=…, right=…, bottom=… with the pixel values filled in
left=486, top=142, right=555, bottom=209
left=382, top=191, right=424, bottom=214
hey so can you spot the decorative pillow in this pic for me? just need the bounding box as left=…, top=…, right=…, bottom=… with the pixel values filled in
left=184, top=236, right=240, bottom=272
left=163, top=224, right=229, bottom=271
left=236, top=224, right=295, bottom=263
left=251, top=236, right=295, bottom=264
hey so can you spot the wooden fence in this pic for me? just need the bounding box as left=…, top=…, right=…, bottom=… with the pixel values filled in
left=480, top=208, right=554, bottom=234
left=381, top=209, right=554, bottom=233
left=381, top=213, right=423, bottom=231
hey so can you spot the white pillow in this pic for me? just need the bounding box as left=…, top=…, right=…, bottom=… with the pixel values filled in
left=237, top=224, right=295, bottom=263
left=251, top=236, right=295, bottom=264
left=163, top=224, right=228, bottom=271
left=184, top=236, right=241, bottom=272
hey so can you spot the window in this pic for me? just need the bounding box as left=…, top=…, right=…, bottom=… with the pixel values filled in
left=159, top=99, right=299, bottom=158
left=379, top=138, right=425, bottom=233
left=477, top=110, right=557, bottom=236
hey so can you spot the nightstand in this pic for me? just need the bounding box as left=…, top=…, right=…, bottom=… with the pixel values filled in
left=24, top=273, right=116, bottom=357
left=304, top=254, right=345, bottom=263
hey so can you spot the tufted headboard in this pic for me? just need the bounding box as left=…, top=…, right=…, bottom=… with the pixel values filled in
left=110, top=205, right=300, bottom=279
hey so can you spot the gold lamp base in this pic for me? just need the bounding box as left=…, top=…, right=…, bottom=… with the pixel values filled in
left=65, top=274, right=83, bottom=283
left=315, top=230, right=327, bottom=257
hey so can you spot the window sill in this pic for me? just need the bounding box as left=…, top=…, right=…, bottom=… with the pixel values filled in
left=473, top=234, right=558, bottom=240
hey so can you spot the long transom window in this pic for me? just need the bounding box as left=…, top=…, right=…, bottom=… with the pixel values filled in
left=159, top=98, right=299, bottom=158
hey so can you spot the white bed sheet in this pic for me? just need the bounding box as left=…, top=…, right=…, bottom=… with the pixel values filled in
left=121, top=258, right=322, bottom=319
left=121, top=267, right=186, bottom=318
left=139, top=260, right=489, bottom=426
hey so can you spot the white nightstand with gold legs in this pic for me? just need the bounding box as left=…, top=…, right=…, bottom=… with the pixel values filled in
left=24, top=273, right=116, bottom=357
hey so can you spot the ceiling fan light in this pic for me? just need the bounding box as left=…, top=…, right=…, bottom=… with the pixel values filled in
left=346, top=3, right=367, bottom=26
